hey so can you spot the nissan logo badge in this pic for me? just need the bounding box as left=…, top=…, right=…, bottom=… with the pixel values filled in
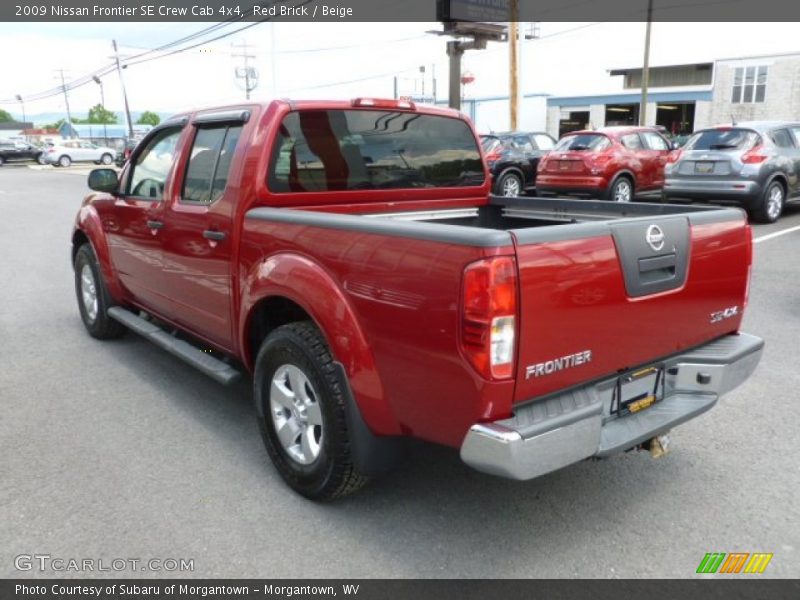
left=646, top=224, right=665, bottom=252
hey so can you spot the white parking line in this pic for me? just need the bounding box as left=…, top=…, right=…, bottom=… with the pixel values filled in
left=753, top=224, right=800, bottom=244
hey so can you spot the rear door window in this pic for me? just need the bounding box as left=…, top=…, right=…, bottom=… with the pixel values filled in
left=182, top=125, right=242, bottom=204
left=269, top=110, right=484, bottom=193
left=620, top=133, right=644, bottom=150
left=642, top=131, right=669, bottom=151
left=769, top=129, right=795, bottom=149
left=533, top=134, right=555, bottom=150
left=684, top=128, right=760, bottom=151
left=513, top=135, right=534, bottom=152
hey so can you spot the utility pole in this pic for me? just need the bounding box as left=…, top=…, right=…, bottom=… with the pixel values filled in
left=92, top=76, right=108, bottom=145
left=112, top=40, right=134, bottom=138
left=509, top=0, right=519, bottom=130
left=232, top=41, right=257, bottom=100
left=55, top=69, right=74, bottom=137
left=639, top=0, right=654, bottom=126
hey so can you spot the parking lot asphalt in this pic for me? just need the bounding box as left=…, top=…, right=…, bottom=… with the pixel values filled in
left=1, top=166, right=798, bottom=579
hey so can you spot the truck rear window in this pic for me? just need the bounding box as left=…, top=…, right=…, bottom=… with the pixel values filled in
left=268, top=110, right=485, bottom=193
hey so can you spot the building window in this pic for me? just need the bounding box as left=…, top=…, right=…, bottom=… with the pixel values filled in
left=731, top=66, right=767, bottom=103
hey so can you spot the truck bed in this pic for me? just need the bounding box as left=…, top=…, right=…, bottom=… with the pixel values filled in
left=244, top=196, right=750, bottom=445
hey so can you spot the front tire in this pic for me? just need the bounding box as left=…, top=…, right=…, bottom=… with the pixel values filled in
left=751, top=180, right=785, bottom=223
left=607, top=175, right=634, bottom=202
left=254, top=322, right=369, bottom=500
left=74, top=244, right=126, bottom=340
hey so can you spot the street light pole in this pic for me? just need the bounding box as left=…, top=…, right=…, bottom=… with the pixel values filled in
left=639, top=0, right=654, bottom=126
left=112, top=40, right=134, bottom=139
left=15, top=94, right=26, bottom=141
left=92, top=76, right=108, bottom=146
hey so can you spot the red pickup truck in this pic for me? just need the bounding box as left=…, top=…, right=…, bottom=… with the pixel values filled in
left=72, top=98, right=763, bottom=500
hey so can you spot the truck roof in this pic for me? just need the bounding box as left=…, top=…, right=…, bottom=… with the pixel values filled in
left=167, top=98, right=466, bottom=122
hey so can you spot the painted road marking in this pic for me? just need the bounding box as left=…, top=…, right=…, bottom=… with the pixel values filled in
left=754, top=224, right=800, bottom=244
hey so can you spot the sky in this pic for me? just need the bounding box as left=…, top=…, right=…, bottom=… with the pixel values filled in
left=1, top=21, right=799, bottom=124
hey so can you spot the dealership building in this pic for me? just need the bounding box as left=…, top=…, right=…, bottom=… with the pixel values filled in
left=461, top=51, right=800, bottom=138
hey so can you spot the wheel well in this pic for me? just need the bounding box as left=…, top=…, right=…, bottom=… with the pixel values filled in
left=71, top=230, right=89, bottom=265
left=767, top=174, right=787, bottom=194
left=613, top=171, right=635, bottom=187
left=498, top=167, right=524, bottom=183
left=246, top=296, right=312, bottom=365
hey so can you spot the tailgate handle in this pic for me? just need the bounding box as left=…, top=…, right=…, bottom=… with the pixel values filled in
left=638, top=254, right=676, bottom=283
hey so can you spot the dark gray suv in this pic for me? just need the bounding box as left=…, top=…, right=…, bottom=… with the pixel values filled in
left=663, top=121, right=800, bottom=222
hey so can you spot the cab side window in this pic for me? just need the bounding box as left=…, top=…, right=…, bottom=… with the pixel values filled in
left=182, top=125, right=243, bottom=205
left=127, top=128, right=183, bottom=199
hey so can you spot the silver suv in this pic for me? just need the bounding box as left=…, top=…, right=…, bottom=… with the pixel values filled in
left=663, top=121, right=800, bottom=222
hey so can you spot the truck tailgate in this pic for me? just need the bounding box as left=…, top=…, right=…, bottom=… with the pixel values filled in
left=510, top=211, right=750, bottom=403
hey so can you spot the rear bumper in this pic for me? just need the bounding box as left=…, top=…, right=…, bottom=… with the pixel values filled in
left=460, top=332, right=764, bottom=480
left=536, top=175, right=608, bottom=196
left=663, top=178, right=762, bottom=204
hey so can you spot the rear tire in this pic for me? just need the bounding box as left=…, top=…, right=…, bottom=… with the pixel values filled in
left=74, top=244, right=126, bottom=340
left=0, top=156, right=5, bottom=166
left=495, top=171, right=523, bottom=197
left=101, top=153, right=113, bottom=165
left=606, top=175, right=634, bottom=202
left=59, top=155, right=72, bottom=168
left=254, top=322, right=369, bottom=500
left=750, top=180, right=785, bottom=223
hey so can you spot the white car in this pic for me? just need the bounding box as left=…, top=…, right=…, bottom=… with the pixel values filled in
left=43, top=140, right=117, bottom=167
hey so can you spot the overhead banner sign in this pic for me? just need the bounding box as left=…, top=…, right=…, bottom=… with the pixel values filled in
left=436, top=0, right=511, bottom=23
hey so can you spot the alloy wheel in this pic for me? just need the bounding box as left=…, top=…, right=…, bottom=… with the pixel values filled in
left=269, top=364, right=324, bottom=465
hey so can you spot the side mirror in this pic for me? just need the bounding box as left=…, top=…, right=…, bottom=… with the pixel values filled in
left=88, top=168, right=119, bottom=193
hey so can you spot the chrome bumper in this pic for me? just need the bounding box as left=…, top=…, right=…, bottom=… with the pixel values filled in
left=460, top=333, right=764, bottom=480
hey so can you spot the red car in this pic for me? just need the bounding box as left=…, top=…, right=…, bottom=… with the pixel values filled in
left=536, top=126, right=677, bottom=202
left=71, top=99, right=761, bottom=499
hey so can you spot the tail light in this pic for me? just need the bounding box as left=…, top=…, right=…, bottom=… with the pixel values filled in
left=744, top=223, right=753, bottom=309
left=742, top=145, right=767, bottom=164
left=47, top=147, right=54, bottom=153
left=461, top=256, right=517, bottom=379
left=666, top=149, right=682, bottom=164
left=484, top=151, right=501, bottom=164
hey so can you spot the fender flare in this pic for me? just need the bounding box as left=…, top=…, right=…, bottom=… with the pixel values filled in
left=72, top=203, right=125, bottom=301
left=239, top=252, right=401, bottom=437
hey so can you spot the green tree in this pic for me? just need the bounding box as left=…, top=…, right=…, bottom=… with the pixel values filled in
left=136, top=111, right=161, bottom=127
left=77, top=104, right=118, bottom=124
left=0, top=109, right=14, bottom=122
left=40, top=118, right=66, bottom=130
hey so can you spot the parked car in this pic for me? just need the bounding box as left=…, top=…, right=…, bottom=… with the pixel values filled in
left=536, top=126, right=677, bottom=202
left=72, top=98, right=761, bottom=500
left=0, top=140, right=45, bottom=166
left=480, top=131, right=556, bottom=196
left=663, top=122, right=800, bottom=223
left=115, top=138, right=140, bottom=167
left=43, top=140, right=116, bottom=167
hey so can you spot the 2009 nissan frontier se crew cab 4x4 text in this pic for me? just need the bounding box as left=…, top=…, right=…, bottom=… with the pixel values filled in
left=71, top=98, right=764, bottom=500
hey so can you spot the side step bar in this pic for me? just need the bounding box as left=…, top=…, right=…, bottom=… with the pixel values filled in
left=108, top=307, right=241, bottom=386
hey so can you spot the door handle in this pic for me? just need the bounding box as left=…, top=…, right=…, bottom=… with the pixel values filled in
left=202, top=230, right=226, bottom=241
left=147, top=220, right=163, bottom=230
